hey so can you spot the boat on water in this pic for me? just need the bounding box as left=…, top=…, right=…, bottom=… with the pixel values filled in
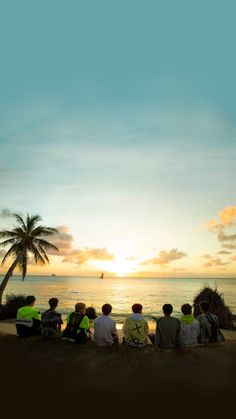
left=51, top=274, right=56, bottom=276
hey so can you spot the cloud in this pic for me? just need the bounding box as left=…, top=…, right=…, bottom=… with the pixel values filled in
left=47, top=225, right=73, bottom=255
left=217, top=250, right=231, bottom=255
left=0, top=208, right=12, bottom=218
left=203, top=257, right=229, bottom=267
left=207, top=206, right=236, bottom=251
left=47, top=225, right=114, bottom=265
left=62, top=247, right=114, bottom=265
left=219, top=207, right=236, bottom=225
left=141, top=248, right=187, bottom=266
left=230, top=255, right=236, bottom=262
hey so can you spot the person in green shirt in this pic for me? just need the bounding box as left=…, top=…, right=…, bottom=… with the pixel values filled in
left=63, top=302, right=90, bottom=343
left=16, top=295, right=41, bottom=337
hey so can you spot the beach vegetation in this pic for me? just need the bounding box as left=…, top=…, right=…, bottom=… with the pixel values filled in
left=193, top=283, right=234, bottom=329
left=0, top=293, right=26, bottom=320
left=0, top=213, right=58, bottom=304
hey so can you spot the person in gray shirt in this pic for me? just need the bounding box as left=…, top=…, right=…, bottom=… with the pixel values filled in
left=149, top=304, right=181, bottom=349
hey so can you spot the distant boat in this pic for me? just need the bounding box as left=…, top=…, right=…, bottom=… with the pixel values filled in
left=100, top=272, right=104, bottom=279
left=51, top=274, right=56, bottom=276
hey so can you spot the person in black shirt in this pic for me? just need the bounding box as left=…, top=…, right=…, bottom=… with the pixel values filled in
left=41, top=298, right=63, bottom=339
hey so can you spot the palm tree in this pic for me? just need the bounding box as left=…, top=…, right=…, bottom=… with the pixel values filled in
left=0, top=213, right=59, bottom=304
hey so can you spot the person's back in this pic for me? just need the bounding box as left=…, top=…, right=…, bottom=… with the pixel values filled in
left=16, top=296, right=41, bottom=337
left=150, top=304, right=180, bottom=349
left=123, top=303, right=149, bottom=348
left=41, top=298, right=63, bottom=339
left=179, top=303, right=199, bottom=347
left=63, top=302, right=90, bottom=343
left=93, top=303, right=118, bottom=346
left=197, top=301, right=224, bottom=344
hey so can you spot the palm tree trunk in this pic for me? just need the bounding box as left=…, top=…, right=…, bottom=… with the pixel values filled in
left=0, top=257, right=20, bottom=305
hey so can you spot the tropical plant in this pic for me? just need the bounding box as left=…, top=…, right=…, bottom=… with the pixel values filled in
left=193, top=282, right=234, bottom=329
left=0, top=213, right=58, bottom=304
left=0, top=293, right=26, bottom=319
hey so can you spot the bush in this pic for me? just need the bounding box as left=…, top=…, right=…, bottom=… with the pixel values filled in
left=0, top=294, right=26, bottom=320
left=193, top=283, right=234, bottom=329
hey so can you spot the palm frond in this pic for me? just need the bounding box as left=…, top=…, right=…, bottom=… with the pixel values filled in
left=34, top=238, right=59, bottom=252
left=31, top=226, right=58, bottom=237
left=0, top=238, right=18, bottom=247
left=31, top=244, right=47, bottom=266
left=0, top=230, right=18, bottom=239
left=26, top=214, right=42, bottom=234
left=12, top=214, right=26, bottom=230
left=1, top=243, right=21, bottom=265
left=37, top=244, right=50, bottom=263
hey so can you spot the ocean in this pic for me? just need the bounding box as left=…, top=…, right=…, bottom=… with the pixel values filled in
left=2, top=275, right=236, bottom=327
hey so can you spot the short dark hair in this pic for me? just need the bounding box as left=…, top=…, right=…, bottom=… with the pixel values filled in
left=181, top=303, right=192, bottom=315
left=162, top=304, right=173, bottom=315
left=49, top=298, right=58, bottom=308
left=102, top=304, right=112, bottom=315
left=86, top=306, right=97, bottom=319
left=132, top=303, right=143, bottom=313
left=199, top=301, right=210, bottom=312
left=26, top=295, right=36, bottom=305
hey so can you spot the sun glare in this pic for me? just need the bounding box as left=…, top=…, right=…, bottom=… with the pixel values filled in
left=95, top=256, right=138, bottom=277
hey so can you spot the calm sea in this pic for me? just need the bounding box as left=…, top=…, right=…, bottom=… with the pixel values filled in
left=1, top=275, right=236, bottom=326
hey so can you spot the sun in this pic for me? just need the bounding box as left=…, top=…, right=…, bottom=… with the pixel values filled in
left=95, top=256, right=138, bottom=277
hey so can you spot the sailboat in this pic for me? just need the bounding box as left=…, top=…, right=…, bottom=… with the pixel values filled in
left=100, top=272, right=104, bottom=279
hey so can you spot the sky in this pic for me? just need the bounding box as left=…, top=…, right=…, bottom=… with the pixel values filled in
left=0, top=0, right=236, bottom=277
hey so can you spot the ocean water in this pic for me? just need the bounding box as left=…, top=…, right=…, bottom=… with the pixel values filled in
left=2, top=275, right=236, bottom=326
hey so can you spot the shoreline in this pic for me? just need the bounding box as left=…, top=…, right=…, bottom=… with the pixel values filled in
left=1, top=318, right=236, bottom=341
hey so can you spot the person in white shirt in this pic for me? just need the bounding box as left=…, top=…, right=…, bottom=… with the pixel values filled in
left=93, top=303, right=118, bottom=346
left=179, top=303, right=200, bottom=347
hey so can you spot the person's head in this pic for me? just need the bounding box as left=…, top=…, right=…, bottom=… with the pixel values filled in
left=162, top=304, right=173, bottom=316
left=26, top=295, right=36, bottom=306
left=132, top=303, right=143, bottom=314
left=86, top=306, right=97, bottom=319
left=102, top=303, right=112, bottom=316
left=75, top=302, right=86, bottom=314
left=181, top=303, right=192, bottom=315
left=199, top=301, right=210, bottom=313
left=49, top=298, right=58, bottom=310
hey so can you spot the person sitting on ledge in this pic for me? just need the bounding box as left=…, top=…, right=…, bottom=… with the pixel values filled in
left=41, top=297, right=63, bottom=339
left=16, top=295, right=41, bottom=337
left=197, top=301, right=224, bottom=344
left=149, top=304, right=181, bottom=349
left=93, top=303, right=118, bottom=346
left=63, top=302, right=90, bottom=343
left=179, top=303, right=200, bottom=347
left=122, top=303, right=149, bottom=348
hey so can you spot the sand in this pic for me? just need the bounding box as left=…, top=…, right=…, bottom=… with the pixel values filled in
left=1, top=319, right=236, bottom=414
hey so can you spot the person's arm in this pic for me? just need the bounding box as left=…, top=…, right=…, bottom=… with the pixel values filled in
left=58, top=315, right=63, bottom=331
left=33, top=309, right=41, bottom=321
left=155, top=319, right=161, bottom=347
left=196, top=319, right=200, bottom=336
left=112, top=321, right=117, bottom=335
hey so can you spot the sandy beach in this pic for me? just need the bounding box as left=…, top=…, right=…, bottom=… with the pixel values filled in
left=1, top=319, right=236, bottom=415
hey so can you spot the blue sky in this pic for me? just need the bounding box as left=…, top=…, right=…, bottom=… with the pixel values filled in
left=0, top=0, right=236, bottom=276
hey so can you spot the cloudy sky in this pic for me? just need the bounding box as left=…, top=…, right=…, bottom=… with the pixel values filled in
left=0, top=0, right=236, bottom=277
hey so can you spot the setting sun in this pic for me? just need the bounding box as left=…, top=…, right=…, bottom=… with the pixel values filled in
left=95, top=256, right=138, bottom=277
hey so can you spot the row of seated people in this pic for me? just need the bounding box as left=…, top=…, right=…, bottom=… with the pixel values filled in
left=15, top=296, right=225, bottom=348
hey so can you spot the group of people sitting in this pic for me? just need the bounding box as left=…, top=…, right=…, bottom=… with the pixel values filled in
left=15, top=295, right=225, bottom=348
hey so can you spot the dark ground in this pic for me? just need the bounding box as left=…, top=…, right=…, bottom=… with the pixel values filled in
left=0, top=334, right=236, bottom=416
